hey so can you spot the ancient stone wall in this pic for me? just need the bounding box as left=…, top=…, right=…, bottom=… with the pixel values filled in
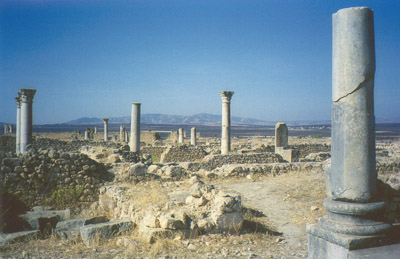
left=0, top=136, right=15, bottom=153
left=141, top=131, right=161, bottom=145
left=291, top=144, right=331, bottom=161
left=141, top=146, right=167, bottom=160
left=200, top=153, right=284, bottom=171
left=0, top=148, right=112, bottom=209
left=160, top=145, right=207, bottom=163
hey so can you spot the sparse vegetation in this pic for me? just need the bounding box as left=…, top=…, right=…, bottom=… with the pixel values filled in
left=51, top=185, right=85, bottom=209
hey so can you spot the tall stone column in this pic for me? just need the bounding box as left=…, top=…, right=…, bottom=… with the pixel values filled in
left=8, top=125, right=12, bottom=134
left=4, top=125, right=8, bottom=135
left=120, top=125, right=125, bottom=142
left=219, top=91, right=234, bottom=155
left=94, top=126, right=98, bottom=134
left=129, top=103, right=141, bottom=153
left=19, top=89, right=36, bottom=154
left=103, top=118, right=109, bottom=142
left=191, top=127, right=197, bottom=146
left=84, top=128, right=90, bottom=140
left=178, top=128, right=184, bottom=144
left=307, top=7, right=391, bottom=257
left=15, top=97, right=21, bottom=155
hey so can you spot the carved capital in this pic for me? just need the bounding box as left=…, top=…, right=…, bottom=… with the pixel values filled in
left=219, top=91, right=234, bottom=103
left=18, top=89, right=36, bottom=103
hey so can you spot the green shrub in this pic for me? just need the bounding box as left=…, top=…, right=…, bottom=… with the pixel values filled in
left=51, top=185, right=85, bottom=208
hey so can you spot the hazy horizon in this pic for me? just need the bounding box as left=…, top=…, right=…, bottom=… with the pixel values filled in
left=1, top=0, right=399, bottom=124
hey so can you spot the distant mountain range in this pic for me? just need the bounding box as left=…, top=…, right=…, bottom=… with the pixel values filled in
left=66, top=113, right=273, bottom=125
left=63, top=113, right=400, bottom=126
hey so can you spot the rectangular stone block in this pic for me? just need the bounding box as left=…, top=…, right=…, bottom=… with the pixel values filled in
left=80, top=219, right=133, bottom=246
left=55, top=216, right=108, bottom=240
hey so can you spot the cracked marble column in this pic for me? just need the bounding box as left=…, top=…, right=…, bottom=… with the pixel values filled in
left=191, top=127, right=197, bottom=146
left=130, top=103, right=141, bottom=153
left=103, top=118, right=109, bottom=142
left=19, top=89, right=36, bottom=154
left=219, top=91, right=234, bottom=155
left=178, top=128, right=184, bottom=144
left=15, top=97, right=21, bottom=155
left=307, top=7, right=391, bottom=257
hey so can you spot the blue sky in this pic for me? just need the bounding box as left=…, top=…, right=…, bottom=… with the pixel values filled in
left=1, top=0, right=399, bottom=124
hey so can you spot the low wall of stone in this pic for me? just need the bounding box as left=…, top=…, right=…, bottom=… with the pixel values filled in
left=210, top=162, right=324, bottom=177
left=160, top=145, right=208, bottom=163
left=141, top=147, right=167, bottom=160
left=0, top=148, right=112, bottom=210
left=0, top=136, right=15, bottom=153
left=200, top=153, right=284, bottom=171
left=291, top=144, right=331, bottom=161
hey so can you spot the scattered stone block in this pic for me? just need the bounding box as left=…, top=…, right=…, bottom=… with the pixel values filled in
left=0, top=230, right=39, bottom=246
left=55, top=216, right=108, bottom=240
left=19, top=208, right=70, bottom=230
left=80, top=219, right=133, bottom=246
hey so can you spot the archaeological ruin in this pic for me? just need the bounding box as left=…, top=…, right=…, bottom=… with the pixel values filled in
left=1, top=6, right=399, bottom=259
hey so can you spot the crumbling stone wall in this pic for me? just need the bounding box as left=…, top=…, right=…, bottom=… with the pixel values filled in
left=200, top=153, right=284, bottom=171
left=141, top=147, right=167, bottom=160
left=291, top=144, right=331, bottom=161
left=160, top=145, right=207, bottom=163
left=141, top=131, right=161, bottom=145
left=0, top=148, right=112, bottom=209
left=0, top=136, right=15, bottom=153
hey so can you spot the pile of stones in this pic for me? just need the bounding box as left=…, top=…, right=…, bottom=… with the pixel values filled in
left=0, top=147, right=112, bottom=209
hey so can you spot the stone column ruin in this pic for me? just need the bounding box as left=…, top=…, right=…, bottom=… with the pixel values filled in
left=19, top=89, right=36, bottom=154
left=103, top=118, right=109, bottom=142
left=130, top=103, right=141, bottom=153
left=307, top=7, right=391, bottom=257
left=178, top=128, right=184, bottom=144
left=219, top=91, right=234, bottom=155
left=120, top=125, right=125, bottom=142
left=191, top=127, right=197, bottom=146
left=15, top=97, right=21, bottom=155
left=275, top=122, right=288, bottom=149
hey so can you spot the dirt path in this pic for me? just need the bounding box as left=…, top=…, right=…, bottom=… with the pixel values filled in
left=214, top=170, right=326, bottom=253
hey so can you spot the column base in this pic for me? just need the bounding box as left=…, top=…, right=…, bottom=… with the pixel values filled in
left=307, top=224, right=400, bottom=259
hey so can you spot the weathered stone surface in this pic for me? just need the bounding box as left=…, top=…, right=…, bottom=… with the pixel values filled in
left=275, top=122, right=288, bottom=148
left=55, top=216, right=108, bottom=240
left=80, top=219, right=133, bottom=246
left=19, top=208, right=70, bottom=230
left=0, top=230, right=39, bottom=246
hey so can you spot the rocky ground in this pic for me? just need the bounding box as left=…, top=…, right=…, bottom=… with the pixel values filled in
left=1, top=134, right=399, bottom=259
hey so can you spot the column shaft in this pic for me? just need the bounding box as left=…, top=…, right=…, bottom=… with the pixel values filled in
left=19, top=89, right=36, bottom=154
left=191, top=127, right=197, bottom=146
left=178, top=128, right=184, bottom=144
left=219, top=91, right=234, bottom=155
left=103, top=119, right=109, bottom=142
left=130, top=103, right=141, bottom=153
left=16, top=97, right=21, bottom=155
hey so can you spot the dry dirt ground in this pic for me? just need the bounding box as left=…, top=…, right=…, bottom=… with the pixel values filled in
left=0, top=170, right=326, bottom=259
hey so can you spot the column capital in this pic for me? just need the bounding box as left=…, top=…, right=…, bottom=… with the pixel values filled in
left=103, top=118, right=109, bottom=122
left=15, top=97, right=21, bottom=108
left=18, top=89, right=36, bottom=103
left=219, top=91, right=234, bottom=103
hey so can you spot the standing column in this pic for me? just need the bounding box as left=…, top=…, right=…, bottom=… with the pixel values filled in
left=275, top=122, right=288, bottom=150
left=178, top=128, right=184, bottom=144
left=3, top=125, right=8, bottom=135
left=103, top=118, right=109, bottom=142
left=307, top=7, right=390, bottom=256
left=219, top=91, right=234, bottom=155
left=94, top=126, right=98, bottom=134
left=84, top=128, right=90, bottom=140
left=15, top=97, right=21, bottom=155
left=120, top=125, right=125, bottom=142
left=19, top=89, right=36, bottom=154
left=191, top=127, right=197, bottom=146
left=129, top=103, right=141, bottom=153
